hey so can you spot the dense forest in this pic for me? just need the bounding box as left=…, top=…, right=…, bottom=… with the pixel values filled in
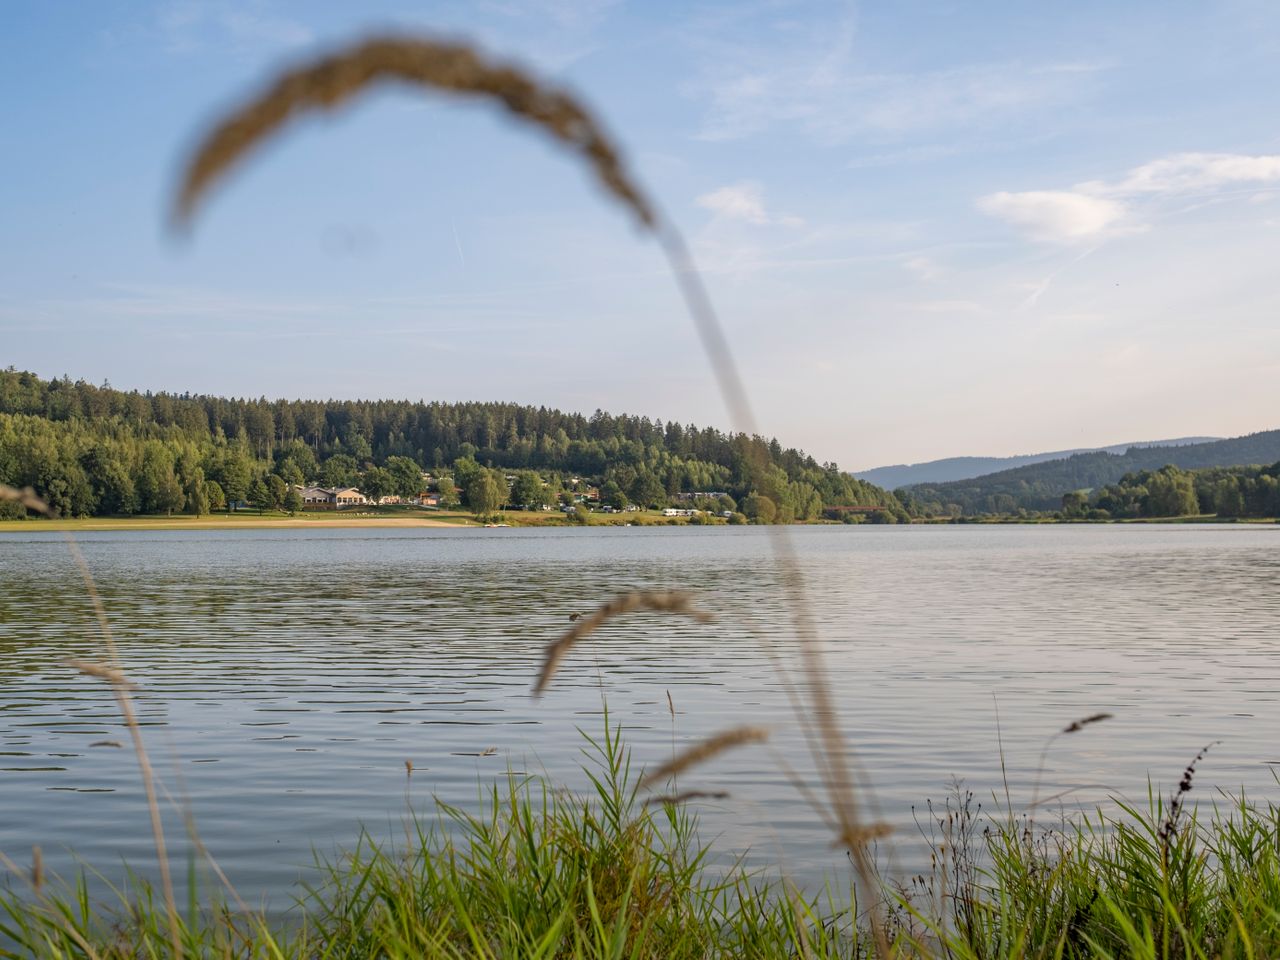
left=901, top=431, right=1280, bottom=516
left=0, top=369, right=904, bottom=522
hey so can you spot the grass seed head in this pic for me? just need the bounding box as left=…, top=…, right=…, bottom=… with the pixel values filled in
left=638, top=726, right=768, bottom=790
left=1062, top=713, right=1113, bottom=734
left=534, top=590, right=712, bottom=695
left=0, top=484, right=52, bottom=516
left=172, top=35, right=656, bottom=233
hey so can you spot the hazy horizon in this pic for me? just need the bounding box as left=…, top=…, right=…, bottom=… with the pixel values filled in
left=4, top=1, right=1279, bottom=469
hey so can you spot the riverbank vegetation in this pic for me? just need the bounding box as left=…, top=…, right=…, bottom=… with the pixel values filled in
left=904, top=461, right=1280, bottom=523
left=5, top=716, right=1280, bottom=959
left=901, top=434, right=1280, bottom=518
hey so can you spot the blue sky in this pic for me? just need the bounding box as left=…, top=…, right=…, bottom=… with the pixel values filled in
left=3, top=1, right=1279, bottom=470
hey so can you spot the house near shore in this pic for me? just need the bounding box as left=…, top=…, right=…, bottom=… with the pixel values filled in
left=294, top=485, right=368, bottom=510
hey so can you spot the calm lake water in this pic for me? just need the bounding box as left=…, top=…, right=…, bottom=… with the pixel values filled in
left=2, top=524, right=1279, bottom=907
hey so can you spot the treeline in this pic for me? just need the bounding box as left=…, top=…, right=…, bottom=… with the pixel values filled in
left=0, top=369, right=903, bottom=521
left=902, top=430, right=1280, bottom=516
left=1060, top=463, right=1280, bottom=520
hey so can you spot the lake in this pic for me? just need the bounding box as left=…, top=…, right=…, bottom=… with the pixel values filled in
left=2, top=524, right=1279, bottom=907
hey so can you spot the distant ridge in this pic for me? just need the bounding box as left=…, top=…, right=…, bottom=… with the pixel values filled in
left=900, top=430, right=1280, bottom=515
left=854, top=437, right=1219, bottom=489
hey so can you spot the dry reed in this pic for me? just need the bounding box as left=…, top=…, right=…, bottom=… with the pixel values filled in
left=1030, top=711, right=1116, bottom=818
left=833, top=821, right=894, bottom=847
left=171, top=36, right=654, bottom=233
left=533, top=590, right=712, bottom=696
left=65, top=659, right=137, bottom=690
left=1160, top=740, right=1221, bottom=845
left=1, top=483, right=52, bottom=516
left=173, top=32, right=893, bottom=954
left=61, top=535, right=183, bottom=960
left=1062, top=712, right=1113, bottom=734
left=638, top=726, right=768, bottom=790
left=644, top=789, right=729, bottom=807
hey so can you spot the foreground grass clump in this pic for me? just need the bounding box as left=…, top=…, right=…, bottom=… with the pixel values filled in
left=895, top=775, right=1280, bottom=960
left=0, top=721, right=858, bottom=959
left=7, top=727, right=1280, bottom=959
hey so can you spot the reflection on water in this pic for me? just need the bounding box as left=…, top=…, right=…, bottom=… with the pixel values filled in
left=1, top=524, right=1279, bottom=903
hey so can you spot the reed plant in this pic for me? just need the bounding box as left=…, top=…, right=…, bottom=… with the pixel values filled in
left=6, top=720, right=1280, bottom=958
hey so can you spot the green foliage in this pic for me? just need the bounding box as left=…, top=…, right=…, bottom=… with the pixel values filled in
left=385, top=455, right=425, bottom=497
left=266, top=474, right=288, bottom=510
left=203, top=479, right=226, bottom=512
left=283, top=486, right=303, bottom=514
left=137, top=443, right=184, bottom=515
left=184, top=466, right=208, bottom=516
left=627, top=471, right=665, bottom=509
left=247, top=477, right=271, bottom=514
left=320, top=454, right=359, bottom=489
left=511, top=469, right=550, bottom=509
left=360, top=465, right=394, bottom=504
left=742, top=492, right=777, bottom=524
left=1061, top=490, right=1089, bottom=518
left=278, top=458, right=305, bottom=487
left=434, top=477, right=459, bottom=509
left=466, top=469, right=506, bottom=518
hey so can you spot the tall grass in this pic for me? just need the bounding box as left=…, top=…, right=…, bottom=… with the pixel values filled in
left=0, top=716, right=866, bottom=959
left=6, top=719, right=1280, bottom=958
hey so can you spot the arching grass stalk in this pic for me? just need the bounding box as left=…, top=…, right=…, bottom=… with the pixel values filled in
left=172, top=34, right=894, bottom=952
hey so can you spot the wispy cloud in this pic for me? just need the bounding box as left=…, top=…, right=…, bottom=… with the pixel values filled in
left=1102, top=153, right=1280, bottom=196
left=696, top=181, right=802, bottom=226
left=979, top=152, right=1280, bottom=242
left=681, top=2, right=1104, bottom=144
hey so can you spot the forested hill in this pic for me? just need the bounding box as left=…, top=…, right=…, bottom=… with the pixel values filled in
left=902, top=430, right=1280, bottom=516
left=854, top=436, right=1218, bottom=489
left=0, top=369, right=903, bottom=520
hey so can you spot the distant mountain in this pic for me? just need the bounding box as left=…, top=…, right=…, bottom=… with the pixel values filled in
left=854, top=438, right=1219, bottom=489
left=900, top=431, right=1280, bottom=515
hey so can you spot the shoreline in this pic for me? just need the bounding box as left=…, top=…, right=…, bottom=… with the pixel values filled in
left=1, top=513, right=1273, bottom=533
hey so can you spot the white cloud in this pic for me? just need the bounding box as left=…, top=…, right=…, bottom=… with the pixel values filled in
left=696, top=181, right=802, bottom=226
left=1109, top=153, right=1280, bottom=195
left=976, top=191, right=1125, bottom=243
left=979, top=152, right=1280, bottom=242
